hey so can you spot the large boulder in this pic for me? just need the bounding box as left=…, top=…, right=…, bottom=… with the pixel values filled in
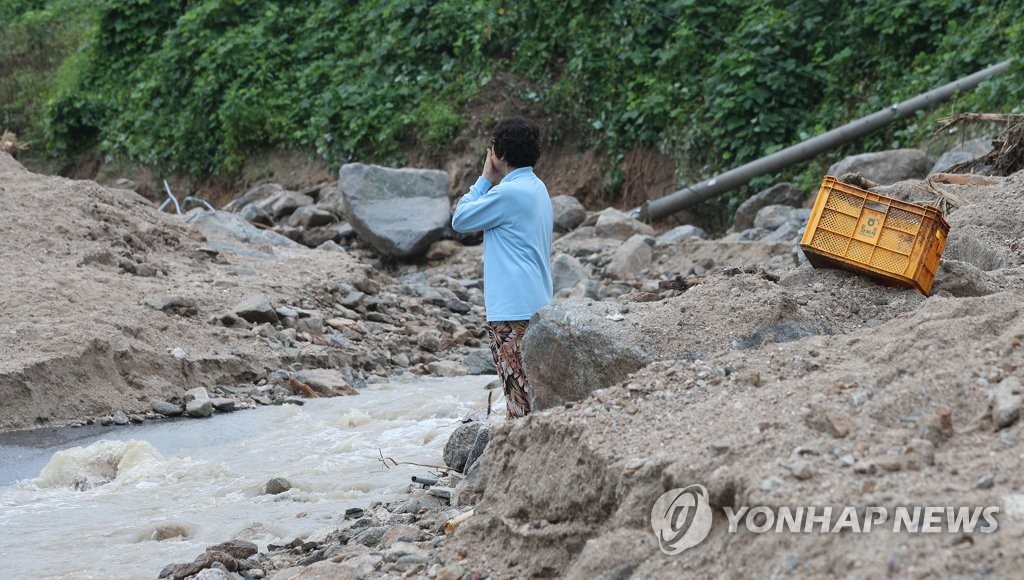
left=730, top=182, right=805, bottom=232
left=522, top=300, right=654, bottom=410
left=339, top=163, right=449, bottom=258
left=827, top=149, right=934, bottom=185
left=551, top=195, right=586, bottom=232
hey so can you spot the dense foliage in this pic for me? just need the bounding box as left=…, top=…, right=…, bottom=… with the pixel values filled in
left=2, top=0, right=1023, bottom=209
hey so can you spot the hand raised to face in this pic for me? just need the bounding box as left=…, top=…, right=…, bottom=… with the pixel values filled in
left=483, top=147, right=503, bottom=184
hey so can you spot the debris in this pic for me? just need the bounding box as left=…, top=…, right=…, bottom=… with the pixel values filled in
left=938, top=112, right=1024, bottom=176
left=0, top=130, right=28, bottom=155
left=442, top=509, right=475, bottom=535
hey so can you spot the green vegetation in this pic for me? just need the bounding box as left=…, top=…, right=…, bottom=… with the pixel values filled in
left=2, top=0, right=1023, bottom=216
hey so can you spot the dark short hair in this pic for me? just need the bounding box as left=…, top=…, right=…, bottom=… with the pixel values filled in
left=491, top=116, right=540, bottom=168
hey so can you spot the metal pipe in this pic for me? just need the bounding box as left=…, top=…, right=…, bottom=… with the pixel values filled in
left=411, top=475, right=438, bottom=486
left=641, top=59, right=1014, bottom=222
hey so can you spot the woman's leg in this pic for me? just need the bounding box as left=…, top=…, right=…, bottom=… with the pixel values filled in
left=486, top=320, right=532, bottom=419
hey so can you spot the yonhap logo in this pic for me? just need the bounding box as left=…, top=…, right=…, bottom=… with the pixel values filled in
left=650, top=483, right=1000, bottom=557
left=650, top=484, right=713, bottom=554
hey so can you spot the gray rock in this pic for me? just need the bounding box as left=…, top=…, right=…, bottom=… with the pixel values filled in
left=827, top=149, right=934, bottom=185
left=152, top=400, right=183, bottom=416
left=463, top=348, right=496, bottom=375
left=224, top=182, right=285, bottom=212
left=761, top=220, right=803, bottom=242
left=296, top=315, right=324, bottom=336
left=292, top=369, right=358, bottom=396
left=443, top=422, right=486, bottom=472
left=112, top=410, right=130, bottom=425
left=931, top=138, right=993, bottom=174
left=604, top=234, right=654, bottom=280
left=976, top=474, right=995, bottom=489
left=427, top=361, right=469, bottom=377
left=551, top=253, right=589, bottom=293
left=993, top=377, right=1022, bottom=430
left=192, top=569, right=233, bottom=580
left=317, top=239, right=346, bottom=252
left=754, top=205, right=806, bottom=231
left=186, top=399, right=214, bottom=418
left=185, top=210, right=298, bottom=248
left=286, top=204, right=337, bottom=229
left=557, top=279, right=603, bottom=301
left=351, top=526, right=388, bottom=547
left=184, top=398, right=214, bottom=418
left=463, top=426, right=490, bottom=475
left=184, top=387, right=210, bottom=403
left=232, top=294, right=279, bottom=324
left=239, top=203, right=274, bottom=226
left=731, top=182, right=805, bottom=232
left=263, top=477, right=292, bottom=495
left=255, top=190, right=314, bottom=220
left=551, top=195, right=586, bottom=232
left=210, top=398, right=236, bottom=412
left=522, top=300, right=653, bottom=410
left=594, top=208, right=654, bottom=240
left=340, top=163, right=450, bottom=258
left=658, top=224, right=708, bottom=242
left=416, top=331, right=442, bottom=353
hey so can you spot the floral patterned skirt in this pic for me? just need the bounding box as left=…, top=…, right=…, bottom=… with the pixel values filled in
left=486, top=320, right=532, bottom=419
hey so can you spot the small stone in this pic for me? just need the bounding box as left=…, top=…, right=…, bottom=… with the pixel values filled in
left=785, top=458, right=816, bottom=480
left=232, top=294, right=279, bottom=324
left=976, top=474, right=995, bottom=489
left=804, top=405, right=852, bottom=438
left=112, top=410, right=130, bottom=426
left=264, top=477, right=292, bottom=495
left=436, top=565, right=466, bottom=580
left=170, top=347, right=187, bottom=360
left=992, top=377, right=1022, bottom=430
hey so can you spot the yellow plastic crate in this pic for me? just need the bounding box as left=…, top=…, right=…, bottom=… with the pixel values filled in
left=799, top=175, right=950, bottom=295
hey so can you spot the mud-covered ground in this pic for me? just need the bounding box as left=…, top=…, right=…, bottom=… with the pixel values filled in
left=4, top=149, right=1024, bottom=579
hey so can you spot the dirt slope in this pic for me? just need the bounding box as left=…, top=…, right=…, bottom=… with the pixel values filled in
left=445, top=172, right=1024, bottom=578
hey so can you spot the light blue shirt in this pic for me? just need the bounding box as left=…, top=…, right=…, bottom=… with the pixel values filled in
left=451, top=166, right=553, bottom=321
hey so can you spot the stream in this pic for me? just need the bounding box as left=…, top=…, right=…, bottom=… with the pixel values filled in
left=0, top=374, right=498, bottom=579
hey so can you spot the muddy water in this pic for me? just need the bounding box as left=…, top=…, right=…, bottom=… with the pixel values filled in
left=0, top=374, right=498, bottom=579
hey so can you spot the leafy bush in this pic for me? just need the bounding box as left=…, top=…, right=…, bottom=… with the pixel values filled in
left=2, top=0, right=1022, bottom=212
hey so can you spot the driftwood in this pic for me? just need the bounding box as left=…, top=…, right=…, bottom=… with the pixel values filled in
left=935, top=112, right=1024, bottom=177
left=934, top=112, right=1024, bottom=134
